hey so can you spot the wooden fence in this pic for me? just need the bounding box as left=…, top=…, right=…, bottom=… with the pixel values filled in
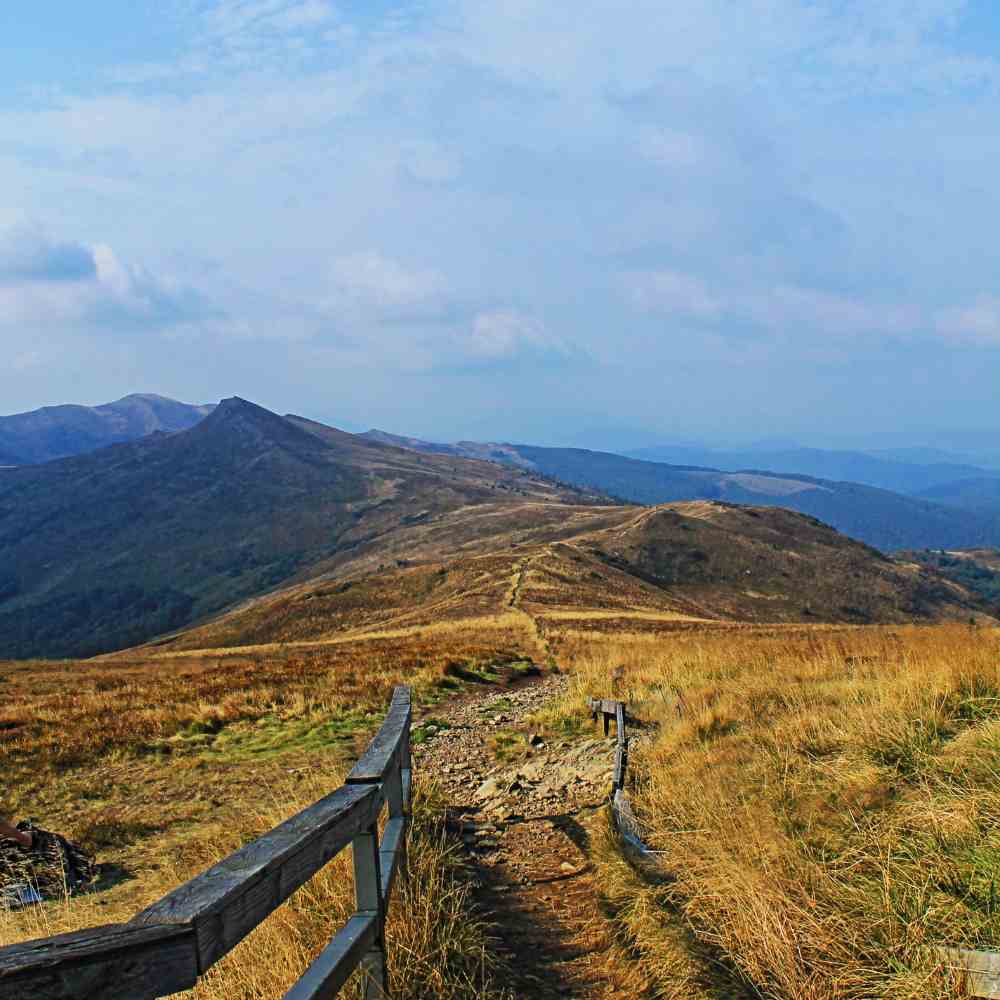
left=589, top=695, right=1000, bottom=998
left=588, top=697, right=654, bottom=862
left=0, top=685, right=412, bottom=1000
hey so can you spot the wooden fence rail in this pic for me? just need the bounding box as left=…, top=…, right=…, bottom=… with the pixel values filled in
left=588, top=695, right=1000, bottom=998
left=587, top=697, right=653, bottom=861
left=0, top=685, right=412, bottom=1000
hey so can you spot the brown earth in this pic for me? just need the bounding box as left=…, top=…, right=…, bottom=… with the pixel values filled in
left=140, top=501, right=994, bottom=660
left=413, top=672, right=641, bottom=998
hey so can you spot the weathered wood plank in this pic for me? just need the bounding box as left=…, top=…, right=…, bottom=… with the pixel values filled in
left=379, top=815, right=407, bottom=902
left=613, top=740, right=628, bottom=791
left=347, top=686, right=412, bottom=784
left=353, top=824, right=388, bottom=999
left=401, top=769, right=412, bottom=812
left=615, top=701, right=625, bottom=741
left=132, top=782, right=381, bottom=971
left=282, top=914, right=377, bottom=1000
left=937, top=947, right=1000, bottom=998
left=612, top=788, right=653, bottom=856
left=0, top=923, right=197, bottom=1000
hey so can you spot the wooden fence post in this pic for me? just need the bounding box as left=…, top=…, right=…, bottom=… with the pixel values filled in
left=352, top=823, right=389, bottom=999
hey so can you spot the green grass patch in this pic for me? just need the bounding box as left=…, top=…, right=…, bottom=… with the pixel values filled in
left=205, top=712, right=367, bottom=760
left=412, top=717, right=452, bottom=746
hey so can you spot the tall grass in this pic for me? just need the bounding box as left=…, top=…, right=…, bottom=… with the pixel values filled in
left=553, top=625, right=1000, bottom=999
left=1, top=781, right=510, bottom=1000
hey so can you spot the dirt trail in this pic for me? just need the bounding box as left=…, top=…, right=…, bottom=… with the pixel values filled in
left=413, top=674, right=632, bottom=999
left=505, top=554, right=553, bottom=662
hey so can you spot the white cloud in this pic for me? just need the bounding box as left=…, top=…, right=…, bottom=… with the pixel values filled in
left=0, top=226, right=96, bottom=283
left=750, top=285, right=921, bottom=338
left=454, top=310, right=576, bottom=368
left=329, top=252, right=448, bottom=315
left=0, top=227, right=220, bottom=337
left=624, top=269, right=725, bottom=320
left=935, top=297, right=1000, bottom=345
left=637, top=128, right=706, bottom=170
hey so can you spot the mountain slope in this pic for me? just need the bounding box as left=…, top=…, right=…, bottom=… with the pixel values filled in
left=364, top=433, right=998, bottom=551
left=897, top=547, right=1000, bottom=612
left=142, top=500, right=991, bottom=656
left=0, top=398, right=597, bottom=659
left=625, top=444, right=1000, bottom=495
left=0, top=393, right=214, bottom=465
left=914, top=477, right=1000, bottom=513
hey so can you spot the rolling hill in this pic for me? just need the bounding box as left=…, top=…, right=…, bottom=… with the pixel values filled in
left=141, top=499, right=991, bottom=659
left=914, top=477, right=1000, bottom=513
left=0, top=393, right=214, bottom=465
left=2, top=398, right=991, bottom=660
left=363, top=434, right=1000, bottom=552
left=0, top=398, right=599, bottom=659
left=897, top=547, right=1000, bottom=612
left=625, top=443, right=1000, bottom=495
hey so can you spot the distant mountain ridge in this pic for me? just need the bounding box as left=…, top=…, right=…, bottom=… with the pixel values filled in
left=1, top=398, right=993, bottom=659
left=625, top=444, right=1000, bottom=495
left=0, top=393, right=214, bottom=465
left=0, top=398, right=599, bottom=658
left=915, top=478, right=1000, bottom=513
left=366, top=431, right=1000, bottom=552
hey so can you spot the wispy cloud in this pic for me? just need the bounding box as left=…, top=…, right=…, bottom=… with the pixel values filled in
left=3, top=0, right=1000, bottom=434
left=0, top=227, right=97, bottom=283
left=0, top=226, right=221, bottom=337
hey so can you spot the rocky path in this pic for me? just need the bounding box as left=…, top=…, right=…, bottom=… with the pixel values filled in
left=412, top=674, right=627, bottom=998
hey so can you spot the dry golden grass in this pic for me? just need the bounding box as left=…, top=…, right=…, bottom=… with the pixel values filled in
left=0, top=617, right=540, bottom=997
left=2, top=779, right=510, bottom=1000
left=1, top=622, right=537, bottom=776
left=543, top=624, right=1000, bottom=999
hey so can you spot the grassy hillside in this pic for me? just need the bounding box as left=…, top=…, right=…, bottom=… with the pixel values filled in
left=547, top=624, right=1000, bottom=999
left=899, top=548, right=1000, bottom=612
left=2, top=395, right=990, bottom=660
left=0, top=398, right=597, bottom=659
left=0, top=627, right=528, bottom=998
left=917, top=477, right=1000, bottom=513
left=0, top=393, right=213, bottom=465
left=627, top=443, right=1000, bottom=495
left=362, top=434, right=999, bottom=551
left=511, top=444, right=1000, bottom=552
left=141, top=501, right=991, bottom=662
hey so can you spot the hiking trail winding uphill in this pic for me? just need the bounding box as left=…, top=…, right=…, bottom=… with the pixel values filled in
left=412, top=672, right=643, bottom=998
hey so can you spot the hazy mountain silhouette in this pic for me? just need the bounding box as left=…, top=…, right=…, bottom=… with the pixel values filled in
left=0, top=398, right=597, bottom=658
left=0, top=393, right=214, bottom=465
left=367, top=434, right=1000, bottom=552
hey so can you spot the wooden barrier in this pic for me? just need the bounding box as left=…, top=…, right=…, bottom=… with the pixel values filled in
left=588, top=697, right=652, bottom=859
left=589, top=695, right=1000, bottom=997
left=0, top=686, right=412, bottom=1000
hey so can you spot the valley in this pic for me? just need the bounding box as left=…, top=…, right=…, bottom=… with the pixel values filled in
left=2, top=396, right=1000, bottom=999
left=1, top=397, right=995, bottom=662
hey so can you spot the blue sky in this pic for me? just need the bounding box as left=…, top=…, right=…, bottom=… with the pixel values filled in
left=2, top=0, right=999, bottom=447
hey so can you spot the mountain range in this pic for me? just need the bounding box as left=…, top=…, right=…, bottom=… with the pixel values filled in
left=0, top=397, right=993, bottom=659
left=363, top=432, right=1000, bottom=552
left=914, top=478, right=1000, bottom=512
left=625, top=444, right=1000, bottom=495
left=0, top=393, right=214, bottom=466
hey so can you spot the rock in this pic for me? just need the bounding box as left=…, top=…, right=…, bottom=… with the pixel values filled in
left=475, top=777, right=501, bottom=800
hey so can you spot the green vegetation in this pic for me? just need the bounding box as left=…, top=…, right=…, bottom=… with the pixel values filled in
left=511, top=443, right=1000, bottom=552
left=904, top=549, right=1000, bottom=610
left=560, top=625, right=1000, bottom=999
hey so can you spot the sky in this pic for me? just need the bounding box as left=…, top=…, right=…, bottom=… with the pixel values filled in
left=2, top=0, right=1000, bottom=448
